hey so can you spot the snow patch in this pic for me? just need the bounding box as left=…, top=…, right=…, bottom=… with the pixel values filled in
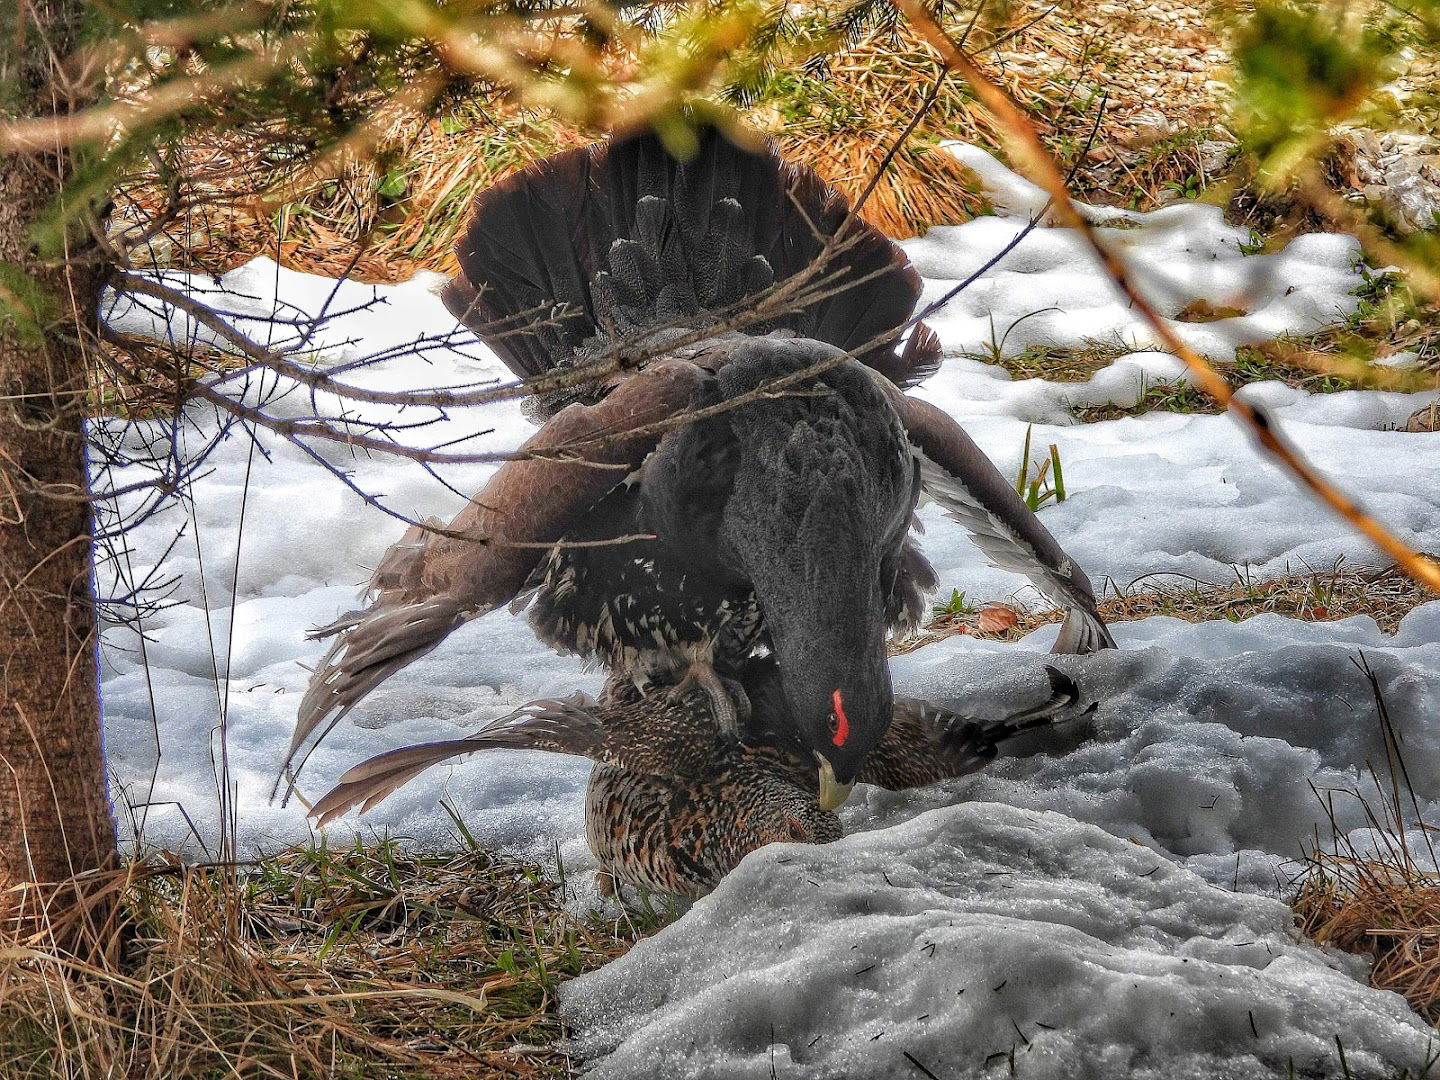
left=563, top=803, right=1435, bottom=1080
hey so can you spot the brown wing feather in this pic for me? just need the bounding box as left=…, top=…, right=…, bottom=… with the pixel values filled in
left=308, top=681, right=735, bottom=826
left=282, top=360, right=711, bottom=799
left=308, top=692, right=605, bottom=826
left=858, top=667, right=1090, bottom=789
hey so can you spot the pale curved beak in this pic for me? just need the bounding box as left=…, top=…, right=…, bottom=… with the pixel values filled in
left=816, top=756, right=855, bottom=811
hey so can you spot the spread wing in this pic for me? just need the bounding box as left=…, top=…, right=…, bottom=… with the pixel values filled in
left=900, top=396, right=1115, bottom=655
left=859, top=666, right=1094, bottom=789
left=282, top=359, right=711, bottom=799
left=307, top=693, right=607, bottom=827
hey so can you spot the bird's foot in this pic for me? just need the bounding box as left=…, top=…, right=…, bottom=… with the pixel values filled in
left=720, top=674, right=753, bottom=727
left=667, top=663, right=751, bottom=739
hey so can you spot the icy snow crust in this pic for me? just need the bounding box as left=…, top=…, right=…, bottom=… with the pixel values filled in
left=96, top=147, right=1440, bottom=1075
left=564, top=805, right=1433, bottom=1080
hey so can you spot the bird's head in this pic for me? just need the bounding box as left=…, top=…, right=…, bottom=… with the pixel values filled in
left=776, top=637, right=895, bottom=808
left=727, top=507, right=899, bottom=806
left=747, top=780, right=844, bottom=848
left=731, top=540, right=897, bottom=807
left=739, top=653, right=890, bottom=810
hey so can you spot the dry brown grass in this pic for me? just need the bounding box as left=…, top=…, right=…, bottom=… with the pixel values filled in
left=112, top=1, right=1235, bottom=284
left=115, top=34, right=990, bottom=282
left=895, top=558, right=1439, bottom=654
left=782, top=130, right=986, bottom=240
left=1295, top=853, right=1440, bottom=1025
left=1290, top=659, right=1440, bottom=1026
left=0, top=840, right=658, bottom=1079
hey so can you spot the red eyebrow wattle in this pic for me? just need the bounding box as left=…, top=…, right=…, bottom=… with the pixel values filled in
left=831, top=689, right=850, bottom=747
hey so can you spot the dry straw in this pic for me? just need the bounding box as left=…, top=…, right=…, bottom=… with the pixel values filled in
left=0, top=841, right=655, bottom=1078
left=1291, top=657, right=1440, bottom=1025
left=115, top=8, right=1127, bottom=280
left=897, top=558, right=1439, bottom=654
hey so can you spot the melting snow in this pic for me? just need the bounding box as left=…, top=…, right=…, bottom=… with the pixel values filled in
left=564, top=804, right=1433, bottom=1079
left=95, top=144, right=1440, bottom=1076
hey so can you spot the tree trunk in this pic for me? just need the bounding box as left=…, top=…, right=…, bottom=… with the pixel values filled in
left=0, top=0, right=117, bottom=936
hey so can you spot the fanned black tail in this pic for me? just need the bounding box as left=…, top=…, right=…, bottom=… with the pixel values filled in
left=442, top=122, right=941, bottom=412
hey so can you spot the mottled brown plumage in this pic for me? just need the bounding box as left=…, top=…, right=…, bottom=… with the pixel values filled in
left=310, top=663, right=1091, bottom=897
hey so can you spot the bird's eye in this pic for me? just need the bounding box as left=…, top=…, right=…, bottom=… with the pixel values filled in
left=827, top=712, right=840, bottom=736
left=785, top=816, right=808, bottom=841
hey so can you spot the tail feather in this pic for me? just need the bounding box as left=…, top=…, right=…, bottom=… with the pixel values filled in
left=310, top=740, right=483, bottom=827
left=280, top=596, right=468, bottom=803
left=987, top=666, right=1085, bottom=728
left=443, top=122, right=940, bottom=407
left=888, top=537, right=939, bottom=637
left=871, top=323, right=943, bottom=389
left=442, top=145, right=597, bottom=379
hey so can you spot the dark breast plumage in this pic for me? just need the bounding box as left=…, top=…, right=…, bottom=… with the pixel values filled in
left=522, top=338, right=935, bottom=771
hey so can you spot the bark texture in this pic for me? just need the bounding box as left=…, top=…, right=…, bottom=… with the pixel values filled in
left=0, top=0, right=117, bottom=923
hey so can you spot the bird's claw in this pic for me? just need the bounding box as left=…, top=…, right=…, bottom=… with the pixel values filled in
left=666, top=664, right=751, bottom=738
left=720, top=675, right=753, bottom=726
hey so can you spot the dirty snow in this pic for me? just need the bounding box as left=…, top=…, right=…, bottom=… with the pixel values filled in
left=94, top=144, right=1440, bottom=1076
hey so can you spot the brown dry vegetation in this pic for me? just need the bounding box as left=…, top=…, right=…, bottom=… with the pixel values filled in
left=1290, top=662, right=1440, bottom=1027
left=0, top=842, right=660, bottom=1078
left=898, top=558, right=1440, bottom=654
left=115, top=0, right=1232, bottom=284
left=1295, top=852, right=1440, bottom=1026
